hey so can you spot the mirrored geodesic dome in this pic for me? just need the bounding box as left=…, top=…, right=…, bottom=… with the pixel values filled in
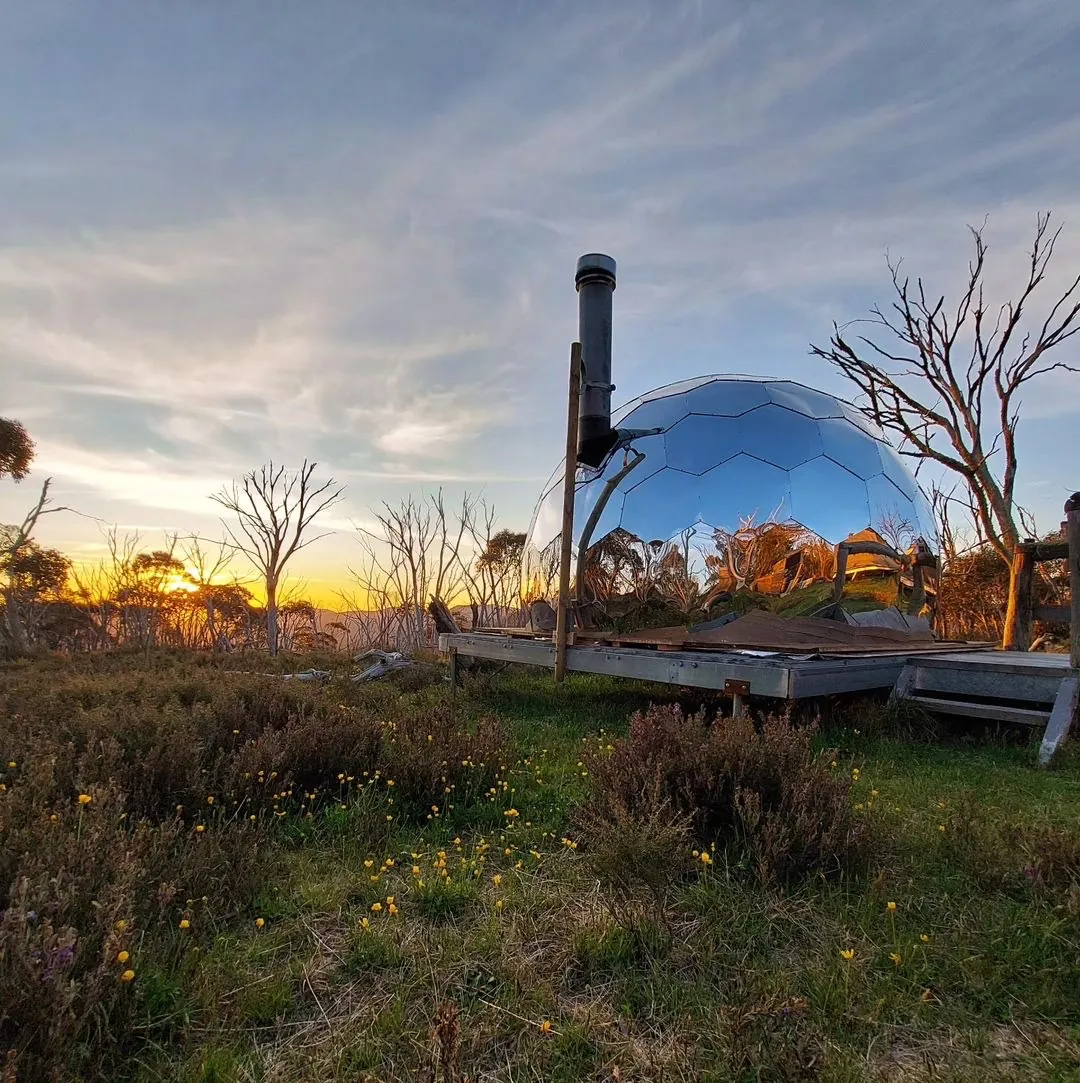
left=522, top=375, right=938, bottom=619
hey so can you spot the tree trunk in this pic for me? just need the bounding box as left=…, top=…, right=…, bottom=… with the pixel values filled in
left=1001, top=545, right=1034, bottom=650
left=266, top=580, right=279, bottom=657
left=2, top=591, right=29, bottom=656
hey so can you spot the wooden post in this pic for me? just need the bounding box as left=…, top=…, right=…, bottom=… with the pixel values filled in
left=554, top=342, right=582, bottom=683
left=832, top=544, right=849, bottom=607
left=1068, top=505, right=1080, bottom=670
left=1002, top=543, right=1035, bottom=651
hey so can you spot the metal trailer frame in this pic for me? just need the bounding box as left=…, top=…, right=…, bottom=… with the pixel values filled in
left=439, top=631, right=914, bottom=701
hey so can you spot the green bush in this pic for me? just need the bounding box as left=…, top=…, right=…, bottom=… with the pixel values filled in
left=580, top=704, right=873, bottom=886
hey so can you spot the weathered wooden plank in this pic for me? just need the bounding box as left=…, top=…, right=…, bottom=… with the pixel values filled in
left=909, top=695, right=1051, bottom=726
left=913, top=666, right=1063, bottom=704
left=1038, top=676, right=1079, bottom=767
left=1034, top=605, right=1071, bottom=623
left=915, top=650, right=1072, bottom=673
left=1030, top=541, right=1069, bottom=562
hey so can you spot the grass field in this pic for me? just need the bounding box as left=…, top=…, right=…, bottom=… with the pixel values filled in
left=1, top=651, right=1078, bottom=1082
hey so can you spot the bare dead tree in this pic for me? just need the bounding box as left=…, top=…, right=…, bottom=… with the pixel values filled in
left=811, top=213, right=1080, bottom=569
left=211, top=461, right=344, bottom=656
left=459, top=503, right=526, bottom=628
left=352, top=490, right=472, bottom=649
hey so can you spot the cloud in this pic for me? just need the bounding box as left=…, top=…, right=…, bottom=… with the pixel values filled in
left=2, top=0, right=1079, bottom=551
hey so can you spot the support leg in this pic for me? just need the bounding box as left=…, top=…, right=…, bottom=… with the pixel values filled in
left=1038, top=676, right=1078, bottom=768
left=888, top=663, right=916, bottom=708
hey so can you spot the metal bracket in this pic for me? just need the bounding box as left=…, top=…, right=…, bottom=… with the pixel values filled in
left=724, top=678, right=751, bottom=696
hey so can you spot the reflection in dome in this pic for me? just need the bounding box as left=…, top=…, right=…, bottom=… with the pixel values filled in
left=523, top=375, right=938, bottom=625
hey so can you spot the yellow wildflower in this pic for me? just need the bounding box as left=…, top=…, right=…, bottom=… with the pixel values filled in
left=412, top=865, right=421, bottom=876
left=116, top=950, right=130, bottom=964
left=700, top=852, right=712, bottom=865
left=78, top=794, right=92, bottom=806
left=195, top=824, right=205, bottom=833
left=364, top=859, right=374, bottom=869
left=120, top=969, right=136, bottom=982
left=539, top=1020, right=553, bottom=1034
left=920, top=933, right=930, bottom=943
left=886, top=901, right=897, bottom=912
left=360, top=917, right=370, bottom=930
left=495, top=899, right=504, bottom=911
left=179, top=919, right=190, bottom=930
left=504, top=808, right=519, bottom=818
left=388, top=903, right=399, bottom=916
left=840, top=948, right=855, bottom=960
left=890, top=952, right=902, bottom=966
left=6, top=761, right=15, bottom=769
left=207, top=796, right=215, bottom=805
left=371, top=902, right=383, bottom=912
left=255, top=918, right=265, bottom=929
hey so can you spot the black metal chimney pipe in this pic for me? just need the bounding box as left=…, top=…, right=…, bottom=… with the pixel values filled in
left=575, top=253, right=618, bottom=468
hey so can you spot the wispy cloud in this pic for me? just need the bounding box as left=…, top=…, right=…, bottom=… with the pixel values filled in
left=2, top=0, right=1079, bottom=581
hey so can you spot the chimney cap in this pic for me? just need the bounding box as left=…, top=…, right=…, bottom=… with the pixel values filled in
left=575, top=253, right=616, bottom=288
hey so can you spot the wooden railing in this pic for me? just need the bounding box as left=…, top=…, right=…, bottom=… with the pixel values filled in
left=1002, top=496, right=1080, bottom=667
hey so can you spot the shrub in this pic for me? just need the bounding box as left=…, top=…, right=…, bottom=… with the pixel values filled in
left=0, top=779, right=270, bottom=1082
left=574, top=777, right=690, bottom=931
left=580, top=704, right=873, bottom=886
left=0, top=660, right=517, bottom=1077
left=381, top=704, right=507, bottom=821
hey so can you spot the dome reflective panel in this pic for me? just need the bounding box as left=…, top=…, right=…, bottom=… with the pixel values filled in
left=523, top=376, right=939, bottom=607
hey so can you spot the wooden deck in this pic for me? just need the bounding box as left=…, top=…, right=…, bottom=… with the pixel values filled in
left=439, top=632, right=1076, bottom=746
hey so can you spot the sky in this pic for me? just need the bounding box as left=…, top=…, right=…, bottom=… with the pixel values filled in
left=3, top=0, right=1080, bottom=607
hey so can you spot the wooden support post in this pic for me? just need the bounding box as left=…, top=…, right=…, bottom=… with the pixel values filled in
left=907, top=562, right=925, bottom=617
left=1069, top=505, right=1080, bottom=670
left=448, top=648, right=460, bottom=689
left=832, top=544, right=849, bottom=607
left=554, top=342, right=582, bottom=684
left=1002, top=543, right=1035, bottom=651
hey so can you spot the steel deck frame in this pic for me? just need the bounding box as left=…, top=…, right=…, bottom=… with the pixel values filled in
left=439, top=631, right=921, bottom=699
